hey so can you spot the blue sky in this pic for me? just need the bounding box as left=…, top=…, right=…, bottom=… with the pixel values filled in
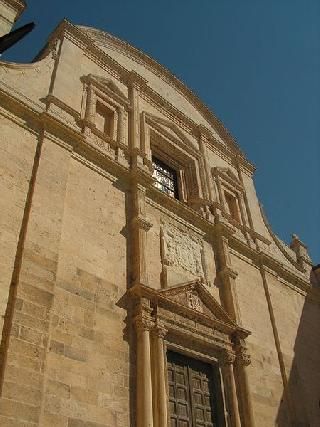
left=3, top=0, right=319, bottom=262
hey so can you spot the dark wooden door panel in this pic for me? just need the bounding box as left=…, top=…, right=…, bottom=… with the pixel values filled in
left=168, top=354, right=192, bottom=427
left=167, top=351, right=222, bottom=427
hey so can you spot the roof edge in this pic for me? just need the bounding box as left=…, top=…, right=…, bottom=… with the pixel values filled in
left=77, top=24, right=247, bottom=159
left=35, top=20, right=255, bottom=174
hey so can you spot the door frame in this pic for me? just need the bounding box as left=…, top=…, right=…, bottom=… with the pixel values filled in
left=130, top=280, right=253, bottom=427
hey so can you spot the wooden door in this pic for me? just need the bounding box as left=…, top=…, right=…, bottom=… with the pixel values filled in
left=167, top=351, right=223, bottom=427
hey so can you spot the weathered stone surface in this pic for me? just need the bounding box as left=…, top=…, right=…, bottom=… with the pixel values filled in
left=0, top=2, right=318, bottom=426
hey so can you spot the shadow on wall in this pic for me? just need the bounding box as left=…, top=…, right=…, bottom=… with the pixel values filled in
left=276, top=266, right=320, bottom=427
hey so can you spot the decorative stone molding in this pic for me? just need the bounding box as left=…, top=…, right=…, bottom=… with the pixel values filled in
left=211, top=166, right=250, bottom=231
left=219, top=350, right=236, bottom=366
left=144, top=112, right=205, bottom=208
left=134, top=297, right=154, bottom=331
left=37, top=21, right=255, bottom=177
left=186, top=290, right=203, bottom=313
left=134, top=313, right=154, bottom=332
left=80, top=74, right=129, bottom=151
left=121, top=70, right=148, bottom=90
left=160, top=222, right=204, bottom=277
left=75, top=25, right=251, bottom=166
left=236, top=347, right=251, bottom=367
left=259, top=203, right=307, bottom=273
left=217, top=266, right=238, bottom=281
left=151, top=321, right=167, bottom=339
left=132, top=215, right=153, bottom=232
left=290, top=234, right=313, bottom=271
left=0, top=0, right=26, bottom=36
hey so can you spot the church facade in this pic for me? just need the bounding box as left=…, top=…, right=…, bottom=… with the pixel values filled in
left=0, top=1, right=319, bottom=426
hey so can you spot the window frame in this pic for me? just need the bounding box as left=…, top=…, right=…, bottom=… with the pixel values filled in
left=152, top=155, right=180, bottom=200
left=149, top=128, right=201, bottom=206
left=212, top=167, right=248, bottom=226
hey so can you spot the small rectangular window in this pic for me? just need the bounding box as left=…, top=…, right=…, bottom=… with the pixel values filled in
left=95, top=101, right=114, bottom=136
left=224, top=191, right=240, bottom=222
left=152, top=156, right=179, bottom=199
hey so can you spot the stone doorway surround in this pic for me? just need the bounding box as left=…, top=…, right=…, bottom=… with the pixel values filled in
left=129, top=280, right=253, bottom=427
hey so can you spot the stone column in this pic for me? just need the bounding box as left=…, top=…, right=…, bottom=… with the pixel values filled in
left=135, top=305, right=154, bottom=427
left=117, top=106, right=125, bottom=144
left=220, top=351, right=241, bottom=427
left=131, top=184, right=153, bottom=286
left=116, top=106, right=127, bottom=166
left=216, top=235, right=241, bottom=323
left=151, top=323, right=168, bottom=427
left=126, top=71, right=147, bottom=169
left=215, top=229, right=255, bottom=427
left=198, top=125, right=213, bottom=202
left=234, top=338, right=255, bottom=427
left=84, top=84, right=96, bottom=124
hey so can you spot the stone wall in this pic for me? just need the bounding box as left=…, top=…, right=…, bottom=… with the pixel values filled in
left=0, top=16, right=318, bottom=427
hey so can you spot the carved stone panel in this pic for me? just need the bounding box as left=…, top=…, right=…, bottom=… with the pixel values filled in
left=161, top=223, right=204, bottom=284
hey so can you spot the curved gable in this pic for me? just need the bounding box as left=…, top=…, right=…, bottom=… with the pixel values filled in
left=76, top=24, right=244, bottom=156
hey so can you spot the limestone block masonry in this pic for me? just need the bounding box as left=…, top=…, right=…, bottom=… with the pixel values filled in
left=0, top=2, right=319, bottom=426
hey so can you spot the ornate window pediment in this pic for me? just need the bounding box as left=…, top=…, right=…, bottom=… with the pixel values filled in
left=158, top=280, right=236, bottom=328
left=82, top=74, right=129, bottom=105
left=145, top=113, right=196, bottom=153
left=141, top=112, right=204, bottom=208
left=80, top=74, right=129, bottom=150
left=212, top=166, right=248, bottom=225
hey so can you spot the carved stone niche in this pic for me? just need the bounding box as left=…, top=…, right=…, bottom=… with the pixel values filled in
left=129, top=280, right=251, bottom=427
left=160, top=221, right=210, bottom=288
left=212, top=167, right=249, bottom=228
left=80, top=74, right=130, bottom=165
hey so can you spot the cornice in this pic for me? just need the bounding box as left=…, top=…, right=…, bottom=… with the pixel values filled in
left=216, top=222, right=314, bottom=296
left=129, top=282, right=242, bottom=335
left=0, top=36, right=314, bottom=300
left=34, top=20, right=255, bottom=175
left=2, top=0, right=26, bottom=20
left=79, top=26, right=247, bottom=156
left=0, top=79, right=43, bottom=111
left=0, top=81, right=313, bottom=298
left=259, top=203, right=306, bottom=272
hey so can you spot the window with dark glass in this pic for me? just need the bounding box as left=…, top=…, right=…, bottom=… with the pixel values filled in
left=152, top=156, right=179, bottom=199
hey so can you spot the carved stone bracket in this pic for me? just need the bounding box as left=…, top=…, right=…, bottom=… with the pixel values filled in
left=236, top=346, right=251, bottom=367
left=233, top=331, right=251, bottom=366
left=132, top=215, right=153, bottom=232
left=217, top=266, right=238, bottom=281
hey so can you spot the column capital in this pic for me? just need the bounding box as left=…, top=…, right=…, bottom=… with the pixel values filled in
left=234, top=339, right=251, bottom=366
left=123, top=70, right=148, bottom=90
left=237, top=348, right=251, bottom=367
left=219, top=349, right=236, bottom=366
left=134, top=312, right=154, bottom=332
left=151, top=321, right=167, bottom=339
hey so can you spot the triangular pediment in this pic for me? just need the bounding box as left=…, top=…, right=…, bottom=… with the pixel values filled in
left=82, top=74, right=129, bottom=103
left=94, top=76, right=127, bottom=99
left=214, top=167, right=242, bottom=186
left=145, top=113, right=195, bottom=150
left=159, top=280, right=236, bottom=327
